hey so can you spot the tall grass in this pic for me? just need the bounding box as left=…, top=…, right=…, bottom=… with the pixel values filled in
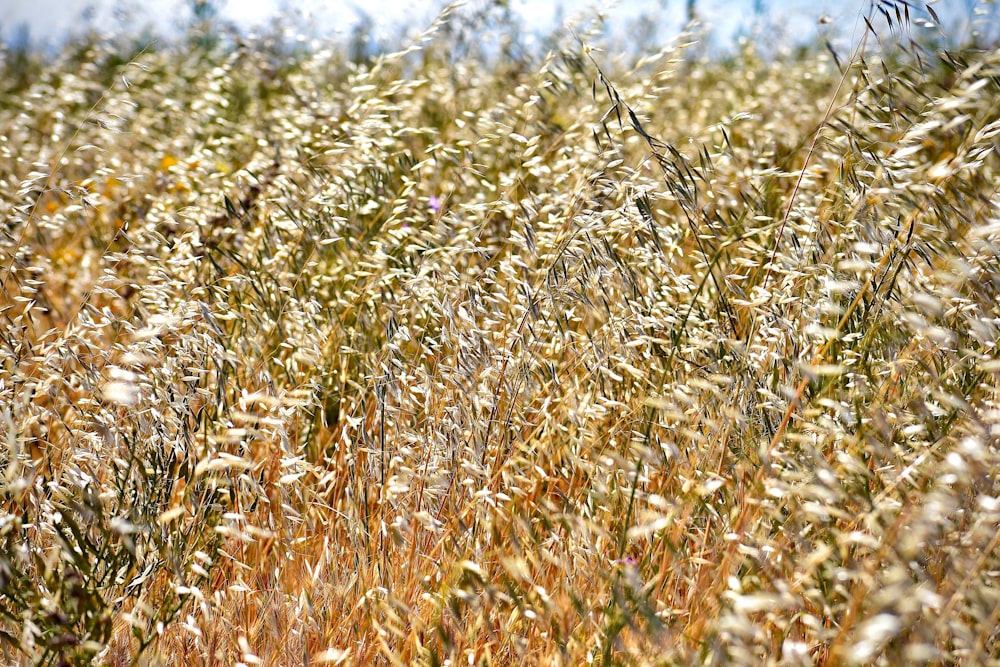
left=1, top=2, right=999, bottom=664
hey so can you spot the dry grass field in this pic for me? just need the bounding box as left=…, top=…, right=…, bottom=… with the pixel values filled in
left=2, top=1, right=999, bottom=664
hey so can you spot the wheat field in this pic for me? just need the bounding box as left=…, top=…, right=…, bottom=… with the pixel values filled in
left=1, top=1, right=999, bottom=665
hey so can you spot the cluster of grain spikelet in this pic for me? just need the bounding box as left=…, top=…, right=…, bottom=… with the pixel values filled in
left=1, top=2, right=999, bottom=665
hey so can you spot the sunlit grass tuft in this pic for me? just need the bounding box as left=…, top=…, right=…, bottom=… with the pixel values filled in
left=1, top=1, right=999, bottom=664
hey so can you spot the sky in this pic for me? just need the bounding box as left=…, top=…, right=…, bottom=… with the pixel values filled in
left=0, top=0, right=983, bottom=53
